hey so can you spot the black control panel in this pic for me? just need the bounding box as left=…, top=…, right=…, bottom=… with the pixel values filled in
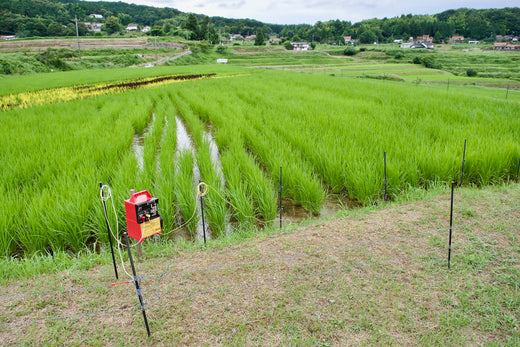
left=135, top=197, right=159, bottom=224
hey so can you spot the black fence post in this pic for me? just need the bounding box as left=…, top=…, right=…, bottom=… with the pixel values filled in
left=199, top=180, right=206, bottom=244
left=383, top=151, right=388, bottom=202
left=516, top=157, right=520, bottom=184
left=100, top=182, right=118, bottom=280
left=279, top=166, right=283, bottom=229
left=123, top=232, right=151, bottom=337
left=459, top=139, right=467, bottom=187
left=448, top=181, right=455, bottom=269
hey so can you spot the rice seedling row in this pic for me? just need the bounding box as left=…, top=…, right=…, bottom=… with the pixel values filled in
left=1, top=67, right=519, bottom=257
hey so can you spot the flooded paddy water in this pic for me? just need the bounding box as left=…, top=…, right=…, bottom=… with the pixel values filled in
left=134, top=114, right=358, bottom=243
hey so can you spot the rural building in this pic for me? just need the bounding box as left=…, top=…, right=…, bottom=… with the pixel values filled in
left=271, top=38, right=282, bottom=44
left=83, top=22, right=103, bottom=32
left=400, top=42, right=413, bottom=48
left=291, top=41, right=311, bottom=51
left=416, top=35, right=433, bottom=43
left=344, top=36, right=353, bottom=44
left=494, top=42, right=520, bottom=50
left=141, top=26, right=151, bottom=33
left=230, top=34, right=244, bottom=40
left=245, top=35, right=256, bottom=41
left=450, top=35, right=465, bottom=43
left=393, top=39, right=403, bottom=43
left=468, top=40, right=479, bottom=44
left=0, top=35, right=17, bottom=40
left=89, top=14, right=104, bottom=19
left=125, top=24, right=139, bottom=32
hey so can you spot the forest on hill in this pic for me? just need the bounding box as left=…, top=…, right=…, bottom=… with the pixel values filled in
left=0, top=0, right=519, bottom=43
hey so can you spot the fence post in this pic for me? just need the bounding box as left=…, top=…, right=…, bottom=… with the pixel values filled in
left=383, top=151, right=388, bottom=202
left=279, top=166, right=283, bottom=229
left=100, top=182, right=118, bottom=279
left=448, top=181, right=455, bottom=269
left=123, top=231, right=151, bottom=336
left=516, top=157, right=520, bottom=183
left=459, top=139, right=467, bottom=187
left=199, top=180, right=206, bottom=244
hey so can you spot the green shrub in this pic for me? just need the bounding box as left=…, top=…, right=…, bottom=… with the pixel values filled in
left=466, top=68, right=478, bottom=77
left=216, top=45, right=227, bottom=54
left=412, top=56, right=422, bottom=64
left=343, top=46, right=358, bottom=56
left=284, top=41, right=293, bottom=50
left=421, top=56, right=442, bottom=69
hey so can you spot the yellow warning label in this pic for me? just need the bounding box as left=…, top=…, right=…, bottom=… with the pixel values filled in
left=140, top=218, right=161, bottom=239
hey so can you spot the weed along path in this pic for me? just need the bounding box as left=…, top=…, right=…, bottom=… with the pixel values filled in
left=1, top=184, right=519, bottom=344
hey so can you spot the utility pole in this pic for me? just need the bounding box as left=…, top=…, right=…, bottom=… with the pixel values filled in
left=154, top=35, right=158, bottom=65
left=74, top=15, right=82, bottom=62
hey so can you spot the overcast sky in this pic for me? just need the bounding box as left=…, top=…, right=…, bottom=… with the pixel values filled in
left=93, top=0, right=518, bottom=24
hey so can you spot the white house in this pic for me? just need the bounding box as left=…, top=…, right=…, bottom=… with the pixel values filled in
left=291, top=41, right=311, bottom=51
left=141, top=26, right=151, bottom=33
left=230, top=34, right=244, bottom=40
left=125, top=24, right=139, bottom=32
left=89, top=14, right=104, bottom=19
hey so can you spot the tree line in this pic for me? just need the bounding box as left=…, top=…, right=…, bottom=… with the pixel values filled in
left=0, top=0, right=518, bottom=43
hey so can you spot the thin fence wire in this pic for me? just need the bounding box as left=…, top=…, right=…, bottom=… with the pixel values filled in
left=0, top=202, right=518, bottom=330
left=0, top=303, right=141, bottom=328
left=1, top=204, right=518, bottom=304
left=139, top=204, right=520, bottom=281
left=0, top=281, right=133, bottom=302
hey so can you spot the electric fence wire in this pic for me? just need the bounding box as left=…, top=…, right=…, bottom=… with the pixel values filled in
left=0, top=244, right=444, bottom=328
left=0, top=302, right=142, bottom=328
left=0, top=281, right=132, bottom=301
left=0, top=226, right=515, bottom=329
left=1, top=201, right=517, bottom=303
left=139, top=203, right=520, bottom=281
left=139, top=236, right=487, bottom=304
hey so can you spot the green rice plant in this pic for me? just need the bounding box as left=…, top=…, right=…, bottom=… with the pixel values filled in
left=196, top=137, right=228, bottom=237
left=2, top=64, right=520, bottom=256
left=174, top=88, right=277, bottom=221
left=175, top=150, right=198, bottom=236
left=220, top=149, right=255, bottom=228
left=173, top=93, right=228, bottom=237
left=154, top=98, right=177, bottom=235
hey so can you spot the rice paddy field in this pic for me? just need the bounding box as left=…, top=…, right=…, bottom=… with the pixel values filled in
left=1, top=60, right=519, bottom=258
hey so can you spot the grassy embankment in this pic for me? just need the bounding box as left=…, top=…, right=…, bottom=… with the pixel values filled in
left=0, top=183, right=518, bottom=345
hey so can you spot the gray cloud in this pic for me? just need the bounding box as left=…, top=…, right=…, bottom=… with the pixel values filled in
left=218, top=0, right=247, bottom=9
left=89, top=0, right=520, bottom=24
